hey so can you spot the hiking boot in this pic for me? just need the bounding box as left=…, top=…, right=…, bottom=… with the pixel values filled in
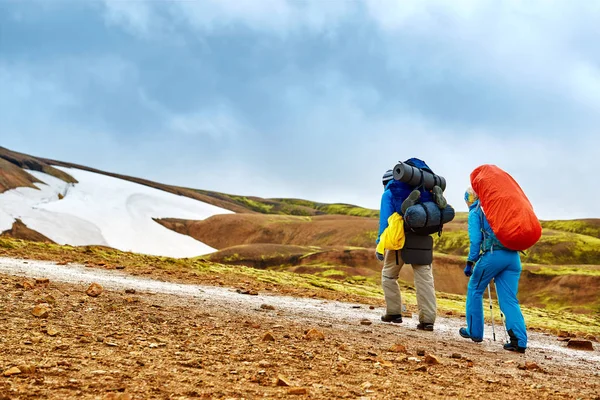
left=401, top=190, right=421, bottom=214
left=417, top=323, right=434, bottom=331
left=459, top=327, right=483, bottom=343
left=432, top=185, right=447, bottom=209
left=503, top=342, right=526, bottom=353
left=381, top=314, right=403, bottom=323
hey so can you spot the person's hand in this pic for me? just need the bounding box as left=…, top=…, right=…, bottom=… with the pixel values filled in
left=376, top=251, right=384, bottom=261
left=464, top=261, right=474, bottom=277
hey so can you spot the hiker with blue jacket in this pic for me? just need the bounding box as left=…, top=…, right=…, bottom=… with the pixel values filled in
left=460, top=187, right=528, bottom=353
left=376, top=159, right=444, bottom=331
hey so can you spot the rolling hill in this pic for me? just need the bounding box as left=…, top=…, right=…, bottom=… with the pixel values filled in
left=1, top=146, right=599, bottom=314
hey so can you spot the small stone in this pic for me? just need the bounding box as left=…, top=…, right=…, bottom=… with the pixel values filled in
left=466, top=361, right=474, bottom=368
left=416, top=349, right=426, bottom=356
left=43, top=294, right=56, bottom=304
left=304, top=328, right=325, bottom=341
left=276, top=375, right=292, bottom=387
left=288, top=387, right=308, bottom=395
left=407, top=357, right=421, bottom=362
left=367, top=351, right=378, bottom=357
left=86, top=283, right=103, bottom=297
left=46, top=327, right=59, bottom=336
left=389, top=344, right=407, bottom=353
left=424, top=354, right=440, bottom=365
left=115, top=265, right=126, bottom=270
left=22, top=281, right=35, bottom=290
left=414, top=365, right=428, bottom=372
left=360, top=319, right=372, bottom=326
left=451, top=353, right=462, bottom=359
left=124, top=297, right=138, bottom=303
left=32, top=303, right=51, bottom=318
left=125, top=289, right=136, bottom=294
left=567, top=339, right=594, bottom=351
left=262, top=332, right=275, bottom=342
left=258, top=360, right=272, bottom=368
left=3, top=367, right=22, bottom=376
left=18, top=365, right=36, bottom=374
left=369, top=306, right=375, bottom=310
left=260, top=304, right=275, bottom=311
left=35, top=278, right=50, bottom=287
left=518, top=362, right=542, bottom=372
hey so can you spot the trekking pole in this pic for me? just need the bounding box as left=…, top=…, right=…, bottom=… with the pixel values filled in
left=487, top=284, right=496, bottom=341
left=493, top=280, right=509, bottom=343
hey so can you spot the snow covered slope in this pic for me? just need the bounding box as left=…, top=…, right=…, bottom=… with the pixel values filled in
left=0, top=167, right=233, bottom=258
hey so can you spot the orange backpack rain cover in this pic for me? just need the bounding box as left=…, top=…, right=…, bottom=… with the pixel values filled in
left=470, top=165, right=542, bottom=251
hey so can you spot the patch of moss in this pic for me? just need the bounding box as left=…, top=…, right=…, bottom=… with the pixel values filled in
left=541, top=220, right=600, bottom=239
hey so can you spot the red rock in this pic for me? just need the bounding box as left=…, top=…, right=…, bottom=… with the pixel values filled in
left=389, top=344, right=408, bottom=353
left=3, top=367, right=21, bottom=376
left=288, top=387, right=308, bottom=395
left=567, top=339, right=594, bottom=351
left=32, top=303, right=51, bottom=318
left=86, top=283, right=103, bottom=297
left=304, top=328, right=325, bottom=341
left=276, top=375, right=292, bottom=387
left=424, top=354, right=440, bottom=365
left=262, top=332, right=275, bottom=342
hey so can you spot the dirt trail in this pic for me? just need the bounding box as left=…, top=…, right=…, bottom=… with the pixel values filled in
left=1, top=257, right=599, bottom=399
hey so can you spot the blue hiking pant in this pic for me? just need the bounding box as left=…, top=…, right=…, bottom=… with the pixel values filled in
left=465, top=249, right=527, bottom=348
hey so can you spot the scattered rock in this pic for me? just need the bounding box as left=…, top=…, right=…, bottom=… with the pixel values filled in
left=367, top=351, right=378, bottom=357
left=518, top=362, right=543, bottom=372
left=466, top=361, right=474, bottom=368
left=445, top=311, right=454, bottom=315
left=424, top=354, right=440, bottom=365
left=567, top=339, right=594, bottom=351
left=407, top=357, right=421, bottom=362
left=262, top=332, right=275, bottom=342
left=86, top=283, right=103, bottom=297
left=451, top=353, right=462, bottom=359
left=414, top=365, right=428, bottom=372
left=115, top=265, right=126, bottom=270
left=276, top=375, right=292, bottom=387
left=124, top=297, right=139, bottom=303
left=237, top=289, right=258, bottom=296
left=351, top=305, right=361, bottom=309
left=258, top=360, right=272, bottom=368
left=369, top=306, right=375, bottom=310
left=360, top=319, right=372, bottom=326
left=21, top=281, right=34, bottom=290
left=125, top=289, right=136, bottom=294
left=42, top=294, right=56, bottom=304
left=304, top=328, right=325, bottom=341
left=18, top=365, right=36, bottom=374
left=557, top=337, right=571, bottom=342
left=389, top=344, right=408, bottom=353
left=46, top=327, right=59, bottom=337
left=260, top=304, right=275, bottom=311
left=3, top=367, right=22, bottom=376
left=416, top=349, right=426, bottom=356
left=288, top=387, right=308, bottom=395
left=35, top=278, right=50, bottom=287
left=31, top=303, right=51, bottom=318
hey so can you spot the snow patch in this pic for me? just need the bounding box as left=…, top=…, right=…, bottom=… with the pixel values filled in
left=0, top=167, right=232, bottom=257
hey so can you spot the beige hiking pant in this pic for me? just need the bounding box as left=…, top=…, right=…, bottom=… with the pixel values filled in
left=381, top=249, right=437, bottom=324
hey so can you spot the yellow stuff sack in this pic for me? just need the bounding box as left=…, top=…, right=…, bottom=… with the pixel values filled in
left=376, top=212, right=405, bottom=254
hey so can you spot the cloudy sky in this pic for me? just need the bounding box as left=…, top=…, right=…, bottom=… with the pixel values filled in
left=1, top=0, right=599, bottom=219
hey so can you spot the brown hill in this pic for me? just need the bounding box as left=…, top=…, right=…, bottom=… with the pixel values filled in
left=156, top=213, right=378, bottom=249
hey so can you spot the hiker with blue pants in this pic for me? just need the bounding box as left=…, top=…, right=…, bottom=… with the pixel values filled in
left=459, top=187, right=528, bottom=353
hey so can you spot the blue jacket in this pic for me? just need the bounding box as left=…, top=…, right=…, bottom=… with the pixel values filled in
left=467, top=200, right=507, bottom=262
left=377, top=158, right=434, bottom=244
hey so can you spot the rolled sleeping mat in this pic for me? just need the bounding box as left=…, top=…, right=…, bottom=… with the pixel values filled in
left=393, top=161, right=446, bottom=191
left=404, top=202, right=455, bottom=230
